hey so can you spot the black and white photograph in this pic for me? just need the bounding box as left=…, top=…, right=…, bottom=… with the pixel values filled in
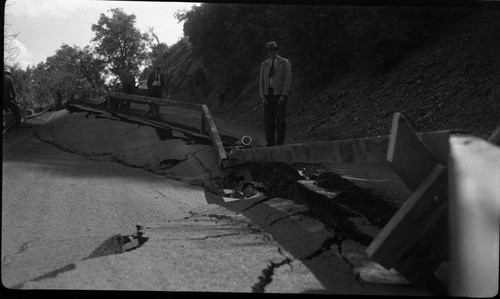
left=2, top=0, right=499, bottom=296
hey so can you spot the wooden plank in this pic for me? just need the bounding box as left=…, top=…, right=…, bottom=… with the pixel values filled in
left=109, top=92, right=201, bottom=111
left=419, top=130, right=451, bottom=165
left=487, top=126, right=500, bottom=145
left=366, top=164, right=447, bottom=271
left=200, top=110, right=208, bottom=135
left=387, top=112, right=438, bottom=191
left=366, top=116, right=451, bottom=285
left=25, top=107, right=50, bottom=119
left=61, top=89, right=107, bottom=95
left=201, top=105, right=227, bottom=165
left=448, top=135, right=500, bottom=297
left=393, top=203, right=448, bottom=287
left=227, top=129, right=453, bottom=167
left=228, top=136, right=390, bottom=165
left=112, top=112, right=211, bottom=141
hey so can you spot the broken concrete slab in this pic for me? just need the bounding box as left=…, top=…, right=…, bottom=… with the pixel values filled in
left=34, top=109, right=230, bottom=188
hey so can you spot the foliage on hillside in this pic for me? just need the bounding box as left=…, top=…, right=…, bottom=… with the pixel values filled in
left=160, top=4, right=498, bottom=140
left=174, top=4, right=471, bottom=104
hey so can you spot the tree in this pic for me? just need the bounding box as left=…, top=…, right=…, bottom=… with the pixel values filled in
left=77, top=45, right=107, bottom=88
left=5, top=63, right=33, bottom=108
left=91, top=8, right=150, bottom=78
left=4, top=1, right=20, bottom=62
left=17, top=44, right=107, bottom=109
left=146, top=27, right=169, bottom=67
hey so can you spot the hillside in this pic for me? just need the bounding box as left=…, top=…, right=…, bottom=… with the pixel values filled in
left=159, top=6, right=499, bottom=142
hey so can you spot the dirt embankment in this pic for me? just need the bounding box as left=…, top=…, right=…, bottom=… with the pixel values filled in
left=165, top=8, right=499, bottom=142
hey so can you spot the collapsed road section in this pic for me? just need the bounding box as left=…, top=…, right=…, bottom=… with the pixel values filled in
left=2, top=104, right=436, bottom=294
left=35, top=105, right=233, bottom=189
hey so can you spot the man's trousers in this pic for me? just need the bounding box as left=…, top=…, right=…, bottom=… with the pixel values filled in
left=148, top=87, right=162, bottom=118
left=264, top=89, right=287, bottom=146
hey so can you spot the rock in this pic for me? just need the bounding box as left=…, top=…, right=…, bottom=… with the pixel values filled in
left=242, top=184, right=259, bottom=198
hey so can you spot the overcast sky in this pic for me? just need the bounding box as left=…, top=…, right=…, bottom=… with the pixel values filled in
left=4, top=0, right=200, bottom=69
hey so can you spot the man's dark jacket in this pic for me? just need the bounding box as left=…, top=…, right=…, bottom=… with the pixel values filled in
left=3, top=74, right=17, bottom=104
left=147, top=71, right=165, bottom=90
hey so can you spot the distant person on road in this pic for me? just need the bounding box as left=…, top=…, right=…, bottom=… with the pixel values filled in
left=120, top=67, right=135, bottom=112
left=146, top=66, right=165, bottom=118
left=259, top=41, right=292, bottom=146
left=121, top=67, right=135, bottom=94
left=3, top=67, right=22, bottom=125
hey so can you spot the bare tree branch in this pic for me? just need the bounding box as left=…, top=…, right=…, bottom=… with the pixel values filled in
left=4, top=1, right=21, bottom=62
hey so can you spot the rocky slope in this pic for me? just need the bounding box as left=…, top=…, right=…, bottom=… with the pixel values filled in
left=163, top=8, right=499, bottom=142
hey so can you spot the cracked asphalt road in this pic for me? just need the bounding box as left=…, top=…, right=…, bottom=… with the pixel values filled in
left=2, top=108, right=428, bottom=294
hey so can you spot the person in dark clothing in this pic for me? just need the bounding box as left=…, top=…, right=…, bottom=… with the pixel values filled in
left=120, top=68, right=135, bottom=112
left=147, top=66, right=165, bottom=98
left=3, top=67, right=22, bottom=125
left=259, top=41, right=292, bottom=146
left=146, top=66, right=165, bottom=118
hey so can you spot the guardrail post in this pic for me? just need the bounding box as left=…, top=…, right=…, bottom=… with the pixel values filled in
left=150, top=101, right=160, bottom=119
left=106, top=94, right=111, bottom=111
left=107, top=94, right=119, bottom=114
left=367, top=112, right=449, bottom=287
left=55, top=91, right=63, bottom=110
left=200, top=110, right=208, bottom=135
left=201, top=104, right=227, bottom=167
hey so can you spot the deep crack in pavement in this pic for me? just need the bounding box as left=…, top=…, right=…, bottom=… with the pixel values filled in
left=302, top=234, right=344, bottom=261
left=252, top=257, right=294, bottom=293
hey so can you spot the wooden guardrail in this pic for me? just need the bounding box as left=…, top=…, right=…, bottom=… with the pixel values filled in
left=107, top=91, right=201, bottom=112
left=226, top=129, right=452, bottom=168
left=25, top=107, right=50, bottom=119
left=65, top=89, right=229, bottom=168
left=366, top=113, right=450, bottom=287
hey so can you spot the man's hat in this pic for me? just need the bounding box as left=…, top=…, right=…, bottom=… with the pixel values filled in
left=266, top=41, right=278, bottom=50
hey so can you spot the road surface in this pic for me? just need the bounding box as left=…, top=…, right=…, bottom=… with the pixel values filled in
left=2, top=108, right=428, bottom=294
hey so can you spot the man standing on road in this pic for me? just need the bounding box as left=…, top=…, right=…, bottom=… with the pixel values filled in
left=147, top=66, right=165, bottom=119
left=3, top=67, right=22, bottom=126
left=259, top=41, right=292, bottom=146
